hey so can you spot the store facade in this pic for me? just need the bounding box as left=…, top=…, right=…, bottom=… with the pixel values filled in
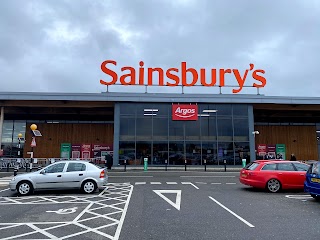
left=118, top=102, right=253, bottom=166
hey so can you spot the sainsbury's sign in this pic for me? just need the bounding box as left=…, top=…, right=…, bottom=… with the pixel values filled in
left=100, top=60, right=267, bottom=94
left=172, top=104, right=198, bottom=121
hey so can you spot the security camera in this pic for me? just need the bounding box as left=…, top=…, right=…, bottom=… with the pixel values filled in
left=252, top=131, right=260, bottom=135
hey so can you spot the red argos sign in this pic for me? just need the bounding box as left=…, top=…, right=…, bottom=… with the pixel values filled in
left=172, top=104, right=198, bottom=121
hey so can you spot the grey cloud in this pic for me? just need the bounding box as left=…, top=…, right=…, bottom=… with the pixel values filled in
left=0, top=0, right=319, bottom=96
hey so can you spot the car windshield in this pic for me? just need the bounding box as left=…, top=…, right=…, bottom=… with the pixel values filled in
left=308, top=163, right=320, bottom=174
left=244, top=162, right=259, bottom=170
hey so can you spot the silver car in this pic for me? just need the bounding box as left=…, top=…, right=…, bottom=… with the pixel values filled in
left=9, top=160, right=108, bottom=196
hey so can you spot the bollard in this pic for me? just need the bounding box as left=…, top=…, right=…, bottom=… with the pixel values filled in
left=204, top=159, right=207, bottom=172
left=25, top=162, right=28, bottom=172
left=124, top=160, right=127, bottom=172
left=144, top=157, right=148, bottom=171
left=37, top=165, right=42, bottom=171
left=184, top=160, right=187, bottom=171
left=165, top=159, right=168, bottom=171
left=224, top=159, right=227, bottom=172
left=13, top=167, right=18, bottom=176
left=6, top=163, right=9, bottom=172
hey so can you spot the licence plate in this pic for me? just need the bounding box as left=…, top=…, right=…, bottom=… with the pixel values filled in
left=311, top=178, right=320, bottom=183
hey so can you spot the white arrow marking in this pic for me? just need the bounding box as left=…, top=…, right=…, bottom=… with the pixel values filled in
left=153, top=190, right=181, bottom=211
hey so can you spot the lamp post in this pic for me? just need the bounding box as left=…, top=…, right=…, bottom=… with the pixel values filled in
left=17, top=133, right=22, bottom=158
left=30, top=124, right=37, bottom=172
left=252, top=130, right=260, bottom=160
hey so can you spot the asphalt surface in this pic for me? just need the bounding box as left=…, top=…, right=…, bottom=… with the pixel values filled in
left=0, top=171, right=320, bottom=239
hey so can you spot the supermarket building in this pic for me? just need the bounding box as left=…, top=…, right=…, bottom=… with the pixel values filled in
left=0, top=91, right=319, bottom=166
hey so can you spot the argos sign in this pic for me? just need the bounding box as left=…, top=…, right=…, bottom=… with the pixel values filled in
left=172, top=104, right=198, bottom=121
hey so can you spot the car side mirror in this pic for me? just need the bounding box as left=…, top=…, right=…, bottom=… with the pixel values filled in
left=40, top=169, right=46, bottom=174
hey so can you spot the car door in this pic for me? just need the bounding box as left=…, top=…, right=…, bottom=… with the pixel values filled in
left=62, top=162, right=87, bottom=188
left=275, top=163, right=297, bottom=187
left=32, top=162, right=67, bottom=189
left=292, top=162, right=309, bottom=187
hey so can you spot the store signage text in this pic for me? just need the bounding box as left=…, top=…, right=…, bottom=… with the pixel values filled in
left=172, top=104, right=198, bottom=121
left=100, top=60, right=267, bottom=93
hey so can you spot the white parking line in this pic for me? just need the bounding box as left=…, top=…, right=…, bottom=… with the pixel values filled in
left=114, top=184, right=134, bottom=240
left=110, top=176, right=153, bottom=178
left=135, top=182, right=146, bottom=185
left=195, top=182, right=207, bottom=184
left=150, top=182, right=161, bottom=184
left=0, top=188, right=9, bottom=193
left=180, top=176, right=236, bottom=178
left=181, top=182, right=199, bottom=189
left=211, top=183, right=222, bottom=185
left=209, top=196, right=255, bottom=228
left=226, top=183, right=236, bottom=185
left=166, top=182, right=177, bottom=184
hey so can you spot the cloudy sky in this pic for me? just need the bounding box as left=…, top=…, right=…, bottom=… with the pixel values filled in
left=0, top=0, right=319, bottom=96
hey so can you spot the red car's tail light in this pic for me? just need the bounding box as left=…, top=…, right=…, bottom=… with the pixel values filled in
left=100, top=170, right=105, bottom=178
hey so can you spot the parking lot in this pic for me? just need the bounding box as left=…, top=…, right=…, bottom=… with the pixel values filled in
left=0, top=171, right=320, bottom=240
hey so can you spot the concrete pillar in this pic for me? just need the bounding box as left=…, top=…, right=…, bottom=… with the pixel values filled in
left=248, top=105, right=256, bottom=162
left=113, top=103, right=120, bottom=166
left=0, top=107, right=4, bottom=148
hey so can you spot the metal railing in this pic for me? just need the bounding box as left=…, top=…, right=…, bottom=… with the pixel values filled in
left=0, top=158, right=107, bottom=172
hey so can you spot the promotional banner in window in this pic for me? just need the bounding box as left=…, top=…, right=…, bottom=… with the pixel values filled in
left=276, top=144, right=286, bottom=160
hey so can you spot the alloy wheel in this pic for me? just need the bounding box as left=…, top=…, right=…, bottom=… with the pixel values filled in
left=83, top=181, right=95, bottom=193
left=267, top=179, right=281, bottom=193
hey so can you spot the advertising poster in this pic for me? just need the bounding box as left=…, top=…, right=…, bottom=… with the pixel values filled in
left=71, top=144, right=81, bottom=158
left=257, top=144, right=267, bottom=157
left=92, top=144, right=113, bottom=158
left=267, top=144, right=276, bottom=159
left=60, top=143, right=71, bottom=158
left=81, top=143, right=92, bottom=159
left=276, top=144, right=286, bottom=160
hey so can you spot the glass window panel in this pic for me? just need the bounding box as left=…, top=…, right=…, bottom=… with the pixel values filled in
left=136, top=117, right=152, bottom=141
left=201, top=117, right=217, bottom=141
left=155, top=104, right=169, bottom=117
left=120, top=103, right=136, bottom=115
left=169, top=142, right=184, bottom=165
left=261, top=164, right=277, bottom=171
left=216, top=104, right=232, bottom=116
left=153, top=142, right=168, bottom=165
left=136, top=103, right=155, bottom=117
left=218, top=142, right=234, bottom=165
left=186, top=142, right=201, bottom=165
left=185, top=121, right=200, bottom=141
left=202, top=142, right=218, bottom=165
left=120, top=117, right=135, bottom=141
left=217, top=117, right=233, bottom=141
left=233, top=118, right=249, bottom=141
left=136, top=142, right=151, bottom=165
left=234, top=142, right=250, bottom=165
left=1, top=120, right=13, bottom=143
left=1, top=143, right=12, bottom=157
left=233, top=104, right=248, bottom=116
left=119, top=141, right=135, bottom=165
left=169, top=120, right=184, bottom=141
left=13, top=120, right=26, bottom=143
left=153, top=117, right=168, bottom=141
left=277, top=163, right=295, bottom=171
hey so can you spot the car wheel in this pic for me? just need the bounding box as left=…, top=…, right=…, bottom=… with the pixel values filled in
left=311, top=194, right=320, bottom=201
left=81, top=180, right=97, bottom=194
left=266, top=179, right=281, bottom=193
left=17, top=181, right=33, bottom=196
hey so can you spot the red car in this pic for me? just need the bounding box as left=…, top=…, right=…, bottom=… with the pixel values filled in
left=239, top=160, right=310, bottom=192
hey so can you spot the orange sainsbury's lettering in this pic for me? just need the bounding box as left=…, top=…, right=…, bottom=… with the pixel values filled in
left=100, top=60, right=267, bottom=93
